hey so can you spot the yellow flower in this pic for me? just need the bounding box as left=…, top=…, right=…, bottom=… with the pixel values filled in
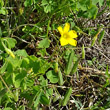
left=58, top=23, right=78, bottom=46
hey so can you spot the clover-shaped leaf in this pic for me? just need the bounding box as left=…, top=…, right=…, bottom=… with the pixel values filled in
left=46, top=70, right=58, bottom=83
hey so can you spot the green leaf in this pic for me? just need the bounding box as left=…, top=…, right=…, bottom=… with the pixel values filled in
left=0, top=27, right=2, bottom=38
left=13, top=70, right=27, bottom=88
left=99, top=30, right=105, bottom=45
left=26, top=78, right=34, bottom=87
left=28, top=56, right=39, bottom=73
left=15, top=49, right=28, bottom=57
left=85, top=5, right=98, bottom=19
left=82, top=44, right=85, bottom=59
left=15, top=69, right=27, bottom=81
left=77, top=2, right=87, bottom=11
left=13, top=78, right=21, bottom=88
left=30, top=57, right=51, bottom=74
left=54, top=62, right=58, bottom=73
left=19, top=105, right=25, bottom=110
left=0, top=88, right=7, bottom=98
left=41, top=0, right=53, bottom=13
left=12, top=69, right=27, bottom=88
left=0, top=61, right=8, bottom=74
left=98, top=0, right=104, bottom=7
left=64, top=49, right=71, bottom=62
left=46, top=70, right=58, bottom=83
left=7, top=62, right=13, bottom=73
left=21, top=57, right=30, bottom=68
left=4, top=38, right=17, bottom=49
left=58, top=69, right=64, bottom=86
left=28, top=55, right=37, bottom=61
left=24, top=0, right=33, bottom=7
left=33, top=85, right=41, bottom=92
left=88, top=5, right=98, bottom=19
left=14, top=89, right=19, bottom=102
left=71, top=59, right=80, bottom=75
left=105, top=65, right=110, bottom=78
left=6, top=56, right=22, bottom=68
left=106, top=0, right=110, bottom=8
left=40, top=94, right=50, bottom=105
left=41, top=0, right=48, bottom=5
left=46, top=88, right=53, bottom=97
left=78, top=5, right=98, bottom=19
left=38, top=75, right=45, bottom=81
left=0, top=40, right=4, bottom=50
left=0, top=8, right=8, bottom=15
left=0, top=0, right=4, bottom=7
left=41, top=80, right=48, bottom=87
left=53, top=92, right=61, bottom=102
left=91, top=28, right=101, bottom=46
left=31, top=60, right=39, bottom=73
left=92, top=0, right=99, bottom=5
left=37, top=48, right=48, bottom=57
left=38, top=38, right=50, bottom=48
left=0, top=81, right=3, bottom=89
left=38, top=76, right=48, bottom=87
left=61, top=87, right=72, bottom=106
left=34, top=91, right=42, bottom=107
left=65, top=51, right=74, bottom=75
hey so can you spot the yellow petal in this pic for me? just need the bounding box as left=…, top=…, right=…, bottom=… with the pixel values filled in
left=68, top=38, right=77, bottom=46
left=64, top=23, right=70, bottom=33
left=60, top=37, right=68, bottom=46
left=58, top=26, right=63, bottom=35
left=68, top=30, right=78, bottom=38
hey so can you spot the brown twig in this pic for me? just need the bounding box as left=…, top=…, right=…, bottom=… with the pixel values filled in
left=78, top=64, right=109, bottom=76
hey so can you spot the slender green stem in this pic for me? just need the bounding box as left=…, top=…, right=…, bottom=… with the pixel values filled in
left=0, top=75, right=14, bottom=98
left=11, top=24, right=40, bottom=36
left=47, top=16, right=52, bottom=38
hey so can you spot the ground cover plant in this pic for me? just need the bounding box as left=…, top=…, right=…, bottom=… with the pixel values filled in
left=0, top=0, right=110, bottom=109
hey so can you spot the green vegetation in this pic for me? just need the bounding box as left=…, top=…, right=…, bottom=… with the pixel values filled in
left=0, top=0, right=110, bottom=109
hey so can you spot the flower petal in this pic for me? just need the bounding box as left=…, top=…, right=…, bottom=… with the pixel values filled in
left=68, top=38, right=77, bottom=46
left=64, top=23, right=70, bottom=33
left=60, top=37, right=68, bottom=46
left=68, top=30, right=78, bottom=38
left=58, top=26, right=63, bottom=35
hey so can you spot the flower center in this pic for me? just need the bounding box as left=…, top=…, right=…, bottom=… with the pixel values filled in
left=63, top=33, right=69, bottom=39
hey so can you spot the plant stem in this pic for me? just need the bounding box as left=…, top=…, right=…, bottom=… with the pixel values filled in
left=0, top=75, right=14, bottom=98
